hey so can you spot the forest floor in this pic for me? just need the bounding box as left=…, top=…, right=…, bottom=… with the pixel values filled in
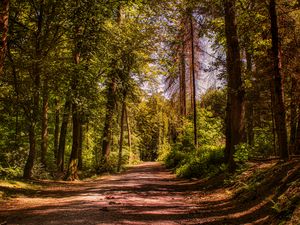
left=0, top=162, right=293, bottom=225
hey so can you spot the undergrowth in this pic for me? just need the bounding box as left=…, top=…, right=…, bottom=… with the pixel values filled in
left=164, top=145, right=225, bottom=178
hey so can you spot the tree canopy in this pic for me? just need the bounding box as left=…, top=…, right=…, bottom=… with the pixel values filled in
left=0, top=0, right=299, bottom=183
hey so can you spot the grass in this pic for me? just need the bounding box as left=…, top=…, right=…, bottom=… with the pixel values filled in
left=0, top=179, right=42, bottom=199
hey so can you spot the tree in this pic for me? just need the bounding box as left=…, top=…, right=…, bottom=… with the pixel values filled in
left=223, top=0, right=245, bottom=171
left=57, top=99, right=71, bottom=172
left=117, top=99, right=126, bottom=172
left=100, top=4, right=122, bottom=165
left=269, top=0, right=289, bottom=160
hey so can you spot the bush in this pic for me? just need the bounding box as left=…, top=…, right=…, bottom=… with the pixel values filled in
left=234, top=143, right=252, bottom=166
left=169, top=146, right=224, bottom=178
left=164, top=149, right=186, bottom=169
left=0, top=166, right=22, bottom=179
left=253, top=128, right=274, bottom=157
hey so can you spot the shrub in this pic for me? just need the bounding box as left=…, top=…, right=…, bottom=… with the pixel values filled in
left=164, top=147, right=186, bottom=169
left=234, top=143, right=252, bottom=166
left=174, top=146, right=224, bottom=178
left=0, top=166, right=22, bottom=179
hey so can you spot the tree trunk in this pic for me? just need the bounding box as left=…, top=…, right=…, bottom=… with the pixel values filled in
left=125, top=106, right=132, bottom=164
left=245, top=52, right=254, bottom=145
left=189, top=14, right=198, bottom=148
left=180, top=24, right=187, bottom=117
left=54, top=98, right=60, bottom=160
left=41, top=77, right=49, bottom=167
left=269, top=0, right=289, bottom=160
left=295, top=113, right=300, bottom=155
left=23, top=124, right=36, bottom=178
left=57, top=99, right=71, bottom=172
left=101, top=4, right=122, bottom=164
left=270, top=81, right=277, bottom=156
left=224, top=101, right=231, bottom=163
left=101, top=77, right=116, bottom=162
left=78, top=119, right=83, bottom=170
left=289, top=76, right=297, bottom=154
left=23, top=1, right=43, bottom=178
left=64, top=27, right=81, bottom=179
left=8, top=50, right=20, bottom=143
left=0, top=0, right=9, bottom=75
left=117, top=100, right=126, bottom=172
left=224, top=0, right=245, bottom=172
left=23, top=57, right=41, bottom=179
left=64, top=103, right=80, bottom=180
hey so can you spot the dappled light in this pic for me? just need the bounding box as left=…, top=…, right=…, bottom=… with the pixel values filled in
left=0, top=162, right=283, bottom=224
left=1, top=0, right=300, bottom=224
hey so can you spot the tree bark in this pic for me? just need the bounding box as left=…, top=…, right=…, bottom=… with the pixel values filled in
left=269, top=0, right=289, bottom=160
left=64, top=103, right=80, bottom=180
left=270, top=81, right=277, bottom=156
left=180, top=22, right=187, bottom=117
left=189, top=14, right=197, bottom=148
left=245, top=52, right=254, bottom=145
left=101, top=76, right=116, bottom=162
left=64, top=27, right=81, bottom=180
left=23, top=124, right=36, bottom=178
left=41, top=77, right=49, bottom=167
left=117, top=100, right=126, bottom=172
left=126, top=106, right=132, bottom=163
left=57, top=99, right=71, bottom=172
left=224, top=0, right=245, bottom=172
left=54, top=98, right=60, bottom=160
left=23, top=1, right=43, bottom=178
left=295, top=113, right=300, bottom=155
left=101, top=4, right=122, bottom=164
left=78, top=119, right=83, bottom=170
left=289, top=76, right=297, bottom=154
left=0, top=0, right=9, bottom=75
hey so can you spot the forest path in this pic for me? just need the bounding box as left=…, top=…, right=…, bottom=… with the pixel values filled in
left=0, top=162, right=271, bottom=225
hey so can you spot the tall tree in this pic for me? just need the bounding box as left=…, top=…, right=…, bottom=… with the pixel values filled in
left=64, top=10, right=82, bottom=180
left=100, top=4, right=122, bottom=166
left=179, top=18, right=187, bottom=117
left=223, top=0, right=245, bottom=171
left=189, top=11, right=197, bottom=148
left=269, top=0, right=289, bottom=160
left=23, top=0, right=44, bottom=178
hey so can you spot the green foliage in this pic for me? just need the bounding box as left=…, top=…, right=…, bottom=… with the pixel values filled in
left=1, top=0, right=297, bottom=181
left=164, top=149, right=186, bottom=169
left=136, top=94, right=173, bottom=162
left=200, top=88, right=227, bottom=122
left=0, top=166, right=22, bottom=179
left=234, top=143, right=251, bottom=165
left=164, top=107, right=225, bottom=178
left=252, top=128, right=274, bottom=157
left=32, top=163, right=52, bottom=180
left=175, top=146, right=224, bottom=178
left=97, top=153, right=120, bottom=174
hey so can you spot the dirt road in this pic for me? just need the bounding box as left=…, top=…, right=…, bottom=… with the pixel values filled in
left=0, top=162, right=272, bottom=225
